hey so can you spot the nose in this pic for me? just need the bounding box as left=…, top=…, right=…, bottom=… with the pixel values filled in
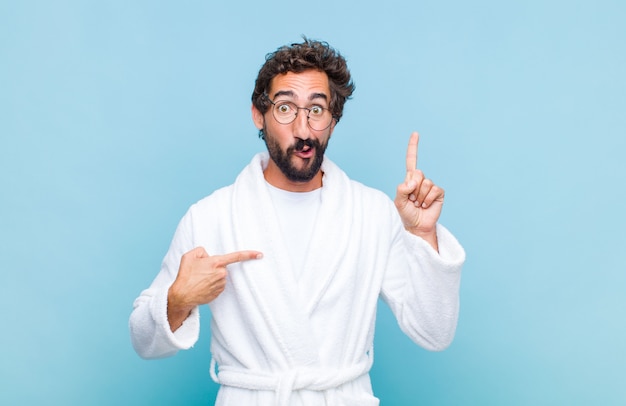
left=292, top=108, right=311, bottom=139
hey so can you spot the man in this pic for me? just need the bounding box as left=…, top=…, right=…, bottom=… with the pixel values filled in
left=130, top=38, right=465, bottom=405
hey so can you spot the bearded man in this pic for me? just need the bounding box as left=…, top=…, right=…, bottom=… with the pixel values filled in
left=130, top=38, right=465, bottom=406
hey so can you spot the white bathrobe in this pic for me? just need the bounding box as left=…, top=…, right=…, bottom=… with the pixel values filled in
left=130, top=153, right=465, bottom=406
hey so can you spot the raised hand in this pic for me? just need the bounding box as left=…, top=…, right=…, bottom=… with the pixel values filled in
left=167, top=247, right=263, bottom=331
left=394, top=132, right=444, bottom=250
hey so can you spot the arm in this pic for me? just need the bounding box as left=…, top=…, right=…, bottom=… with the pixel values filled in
left=129, top=207, right=263, bottom=359
left=381, top=221, right=465, bottom=351
left=383, top=132, right=465, bottom=350
left=128, top=210, right=200, bottom=359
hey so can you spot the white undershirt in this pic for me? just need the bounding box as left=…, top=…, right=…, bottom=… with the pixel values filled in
left=266, top=182, right=322, bottom=281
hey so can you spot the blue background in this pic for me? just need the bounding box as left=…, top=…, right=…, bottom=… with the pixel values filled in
left=1, top=0, right=625, bottom=405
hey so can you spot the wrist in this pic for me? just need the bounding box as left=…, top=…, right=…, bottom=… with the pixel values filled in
left=405, top=223, right=436, bottom=237
left=167, top=285, right=193, bottom=312
left=406, top=226, right=439, bottom=251
left=167, top=286, right=194, bottom=331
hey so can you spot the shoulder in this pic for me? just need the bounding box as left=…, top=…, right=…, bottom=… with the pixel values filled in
left=188, top=184, right=235, bottom=216
left=174, top=184, right=236, bottom=247
left=351, top=180, right=399, bottom=226
left=173, top=184, right=236, bottom=232
left=350, top=178, right=392, bottom=203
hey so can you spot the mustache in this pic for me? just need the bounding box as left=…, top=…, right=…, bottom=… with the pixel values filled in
left=292, top=138, right=319, bottom=152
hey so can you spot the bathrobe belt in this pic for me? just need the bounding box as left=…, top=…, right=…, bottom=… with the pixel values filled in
left=210, top=354, right=373, bottom=406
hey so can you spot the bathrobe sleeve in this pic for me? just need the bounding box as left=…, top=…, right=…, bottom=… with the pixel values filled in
left=380, top=213, right=466, bottom=351
left=129, top=209, right=201, bottom=359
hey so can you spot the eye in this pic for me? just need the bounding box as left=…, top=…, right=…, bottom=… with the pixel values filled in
left=309, top=105, right=324, bottom=116
left=276, top=102, right=294, bottom=114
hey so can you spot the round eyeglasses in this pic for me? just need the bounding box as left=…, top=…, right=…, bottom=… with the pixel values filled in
left=263, top=94, right=336, bottom=131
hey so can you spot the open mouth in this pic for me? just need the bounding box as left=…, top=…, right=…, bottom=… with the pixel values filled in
left=294, top=138, right=315, bottom=158
left=295, top=148, right=314, bottom=159
left=294, top=138, right=310, bottom=151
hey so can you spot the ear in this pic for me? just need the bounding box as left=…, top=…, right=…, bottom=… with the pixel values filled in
left=251, top=104, right=265, bottom=130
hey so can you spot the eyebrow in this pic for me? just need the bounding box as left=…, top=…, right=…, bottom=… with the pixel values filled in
left=272, top=90, right=329, bottom=102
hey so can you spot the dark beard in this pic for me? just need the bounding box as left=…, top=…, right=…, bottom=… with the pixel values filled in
left=263, top=131, right=328, bottom=183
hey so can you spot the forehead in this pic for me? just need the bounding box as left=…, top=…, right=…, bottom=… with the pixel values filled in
left=268, top=70, right=330, bottom=100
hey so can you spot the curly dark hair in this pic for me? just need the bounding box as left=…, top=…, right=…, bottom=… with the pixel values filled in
left=252, top=38, right=355, bottom=125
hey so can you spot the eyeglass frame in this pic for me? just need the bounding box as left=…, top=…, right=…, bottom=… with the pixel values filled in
left=262, top=93, right=337, bottom=131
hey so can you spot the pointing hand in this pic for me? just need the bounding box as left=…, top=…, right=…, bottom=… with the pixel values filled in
left=167, top=247, right=263, bottom=331
left=394, top=132, right=444, bottom=250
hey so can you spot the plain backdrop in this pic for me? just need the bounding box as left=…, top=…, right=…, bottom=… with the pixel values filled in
left=1, top=0, right=625, bottom=405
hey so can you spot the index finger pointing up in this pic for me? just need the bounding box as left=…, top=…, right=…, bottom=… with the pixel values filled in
left=406, top=131, right=420, bottom=172
left=215, top=250, right=264, bottom=267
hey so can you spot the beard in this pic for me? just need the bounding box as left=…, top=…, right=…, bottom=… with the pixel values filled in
left=263, top=128, right=328, bottom=183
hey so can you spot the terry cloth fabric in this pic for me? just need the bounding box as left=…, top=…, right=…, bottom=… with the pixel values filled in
left=130, top=152, right=466, bottom=406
